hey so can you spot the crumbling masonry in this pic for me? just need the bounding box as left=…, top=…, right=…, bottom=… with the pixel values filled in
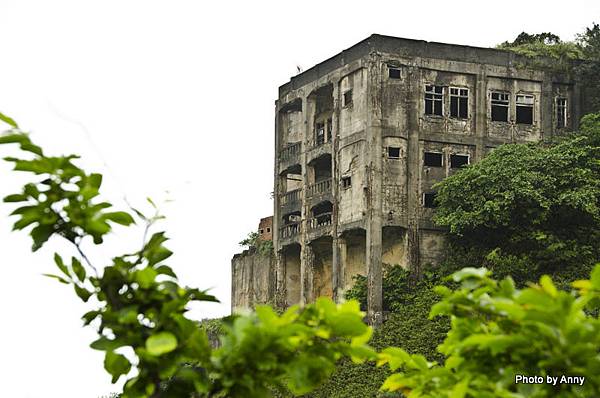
left=232, top=34, right=592, bottom=324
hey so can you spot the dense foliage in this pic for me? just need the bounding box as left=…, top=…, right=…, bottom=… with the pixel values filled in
left=239, top=231, right=274, bottom=257
left=378, top=266, right=600, bottom=397
left=433, top=113, right=600, bottom=271
left=0, top=114, right=374, bottom=397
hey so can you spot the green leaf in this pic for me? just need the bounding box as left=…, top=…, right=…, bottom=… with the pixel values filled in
left=74, top=284, right=91, bottom=302
left=146, top=332, right=178, bottom=356
left=103, top=211, right=135, bottom=226
left=0, top=112, right=18, bottom=128
left=53, top=253, right=70, bottom=278
left=591, top=264, right=600, bottom=290
left=91, top=337, right=127, bottom=351
left=104, top=351, right=131, bottom=383
left=3, top=193, right=28, bottom=203
left=135, top=267, right=157, bottom=289
left=71, top=257, right=86, bottom=282
left=42, top=273, right=70, bottom=284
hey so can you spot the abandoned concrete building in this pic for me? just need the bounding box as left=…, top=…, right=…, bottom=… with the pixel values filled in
left=232, top=34, right=592, bottom=323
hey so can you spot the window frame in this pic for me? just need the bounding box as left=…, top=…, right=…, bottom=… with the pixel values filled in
left=490, top=91, right=510, bottom=122
left=387, top=147, right=401, bottom=159
left=449, top=87, right=469, bottom=119
left=343, top=90, right=353, bottom=107
left=449, top=153, right=470, bottom=169
left=341, top=175, right=352, bottom=189
left=424, top=84, right=444, bottom=116
left=388, top=66, right=401, bottom=79
left=423, top=151, right=443, bottom=167
left=556, top=97, right=568, bottom=129
left=515, top=93, right=535, bottom=125
left=422, top=192, right=437, bottom=208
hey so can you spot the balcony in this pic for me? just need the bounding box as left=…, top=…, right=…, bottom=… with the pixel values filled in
left=307, top=178, right=331, bottom=197
left=280, top=188, right=301, bottom=206
left=279, top=142, right=301, bottom=166
left=280, top=223, right=300, bottom=239
left=308, top=212, right=332, bottom=230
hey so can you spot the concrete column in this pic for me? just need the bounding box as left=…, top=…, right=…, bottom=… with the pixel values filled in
left=365, top=56, right=384, bottom=327
left=273, top=102, right=282, bottom=306
left=541, top=73, right=553, bottom=140
left=331, top=79, right=342, bottom=302
left=300, top=95, right=312, bottom=306
left=275, top=250, right=286, bottom=307
left=300, top=243, right=315, bottom=304
left=332, top=236, right=347, bottom=302
left=405, top=66, right=422, bottom=280
left=474, top=65, right=488, bottom=161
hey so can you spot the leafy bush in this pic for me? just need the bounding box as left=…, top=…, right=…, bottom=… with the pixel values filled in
left=239, top=231, right=274, bottom=257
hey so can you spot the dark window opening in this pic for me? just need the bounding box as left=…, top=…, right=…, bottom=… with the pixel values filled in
left=425, top=85, right=443, bottom=116
left=266, top=228, right=270, bottom=233
left=450, top=154, right=469, bottom=168
left=491, top=92, right=509, bottom=122
left=424, top=152, right=443, bottom=167
left=311, top=201, right=333, bottom=227
left=556, top=98, right=567, bottom=129
left=326, top=117, right=332, bottom=141
left=315, top=122, right=325, bottom=145
left=450, top=87, right=468, bottom=119
left=389, top=67, right=401, bottom=79
left=516, top=94, right=534, bottom=124
left=342, top=176, right=352, bottom=189
left=344, top=90, right=353, bottom=107
left=388, top=147, right=401, bottom=159
left=423, top=192, right=437, bottom=208
left=259, top=229, right=264, bottom=234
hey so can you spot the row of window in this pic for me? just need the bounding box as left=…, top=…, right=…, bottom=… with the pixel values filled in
left=422, top=84, right=570, bottom=128
left=386, top=147, right=470, bottom=168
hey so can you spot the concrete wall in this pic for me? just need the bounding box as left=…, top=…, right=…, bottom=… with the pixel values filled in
left=231, top=249, right=275, bottom=313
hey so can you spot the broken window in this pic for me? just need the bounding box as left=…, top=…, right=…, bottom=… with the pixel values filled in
left=423, top=152, right=443, bottom=167
left=516, top=94, right=534, bottom=124
left=388, top=67, right=401, bottom=79
left=344, top=90, right=353, bottom=107
left=425, top=85, right=443, bottom=116
left=259, top=229, right=264, bottom=234
left=341, top=176, right=352, bottom=189
left=491, top=92, right=509, bottom=122
left=556, top=97, right=567, bottom=129
left=450, top=154, right=469, bottom=168
left=423, top=192, right=437, bottom=208
left=450, top=87, right=468, bottom=119
left=266, top=227, right=271, bottom=233
left=316, top=122, right=325, bottom=146
left=388, top=147, right=401, bottom=159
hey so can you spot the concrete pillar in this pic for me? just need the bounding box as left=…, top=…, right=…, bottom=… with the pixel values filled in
left=300, top=243, right=315, bottom=304
left=300, top=95, right=312, bottom=306
left=541, top=73, right=553, bottom=140
left=474, top=65, right=488, bottom=161
left=405, top=66, right=422, bottom=280
left=331, top=79, right=342, bottom=302
left=365, top=56, right=384, bottom=327
left=275, top=250, right=286, bottom=307
left=332, top=236, right=347, bottom=302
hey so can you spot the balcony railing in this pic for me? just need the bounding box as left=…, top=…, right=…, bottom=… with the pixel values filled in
left=280, top=188, right=301, bottom=206
left=308, top=213, right=332, bottom=230
left=307, top=178, right=331, bottom=197
left=279, top=142, right=301, bottom=162
left=280, top=223, right=300, bottom=239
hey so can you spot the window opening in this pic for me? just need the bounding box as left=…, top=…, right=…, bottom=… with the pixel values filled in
left=423, top=152, right=443, bottom=167
left=315, top=122, right=325, bottom=146
left=516, top=94, right=534, bottom=124
left=423, top=192, right=437, bottom=208
left=450, top=154, right=469, bottom=168
left=556, top=98, right=567, bottom=129
left=491, top=92, right=509, bottom=122
left=341, top=176, right=352, bottom=189
left=388, top=147, right=401, bottom=159
left=326, top=117, right=332, bottom=141
left=425, top=85, right=443, bottom=116
left=343, top=90, right=353, bottom=107
left=388, top=67, right=401, bottom=79
left=450, top=87, right=468, bottom=119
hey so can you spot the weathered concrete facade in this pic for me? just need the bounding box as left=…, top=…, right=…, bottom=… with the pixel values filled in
left=271, top=34, right=589, bottom=325
left=233, top=35, right=590, bottom=321
left=231, top=248, right=275, bottom=313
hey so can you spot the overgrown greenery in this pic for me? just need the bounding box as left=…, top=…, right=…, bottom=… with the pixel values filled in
left=239, top=231, right=274, bottom=257
left=0, top=114, right=374, bottom=397
left=498, top=24, right=600, bottom=113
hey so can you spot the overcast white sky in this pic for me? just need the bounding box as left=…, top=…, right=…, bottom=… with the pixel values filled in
left=0, top=0, right=598, bottom=396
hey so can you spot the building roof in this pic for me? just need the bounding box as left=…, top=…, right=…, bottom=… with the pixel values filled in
left=278, top=34, right=572, bottom=97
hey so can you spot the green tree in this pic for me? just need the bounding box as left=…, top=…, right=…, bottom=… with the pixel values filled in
left=433, top=113, right=600, bottom=271
left=0, top=114, right=374, bottom=397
